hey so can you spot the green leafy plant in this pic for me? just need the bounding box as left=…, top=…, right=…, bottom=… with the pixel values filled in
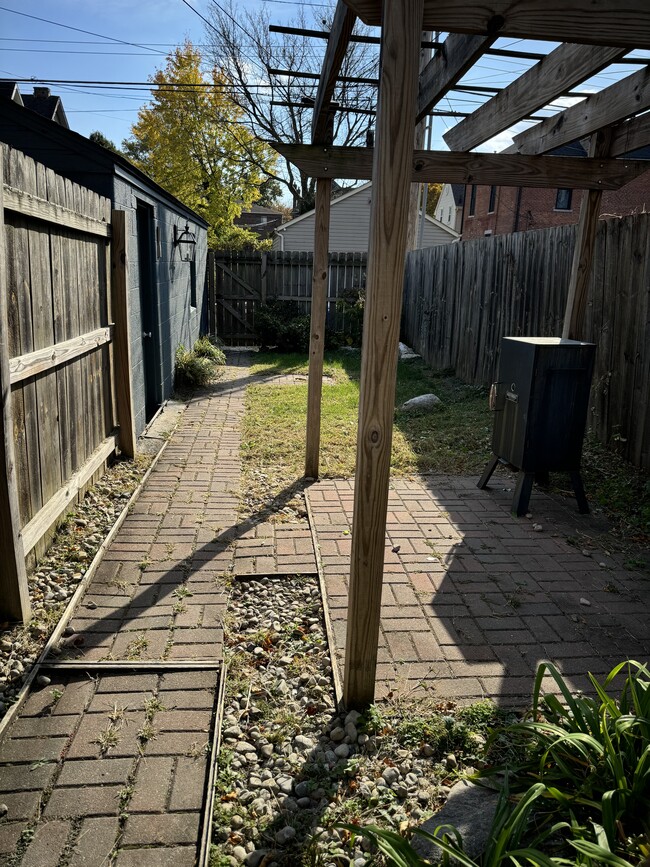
left=255, top=301, right=313, bottom=353
left=194, top=336, right=226, bottom=365
left=174, top=344, right=217, bottom=388
left=342, top=661, right=650, bottom=867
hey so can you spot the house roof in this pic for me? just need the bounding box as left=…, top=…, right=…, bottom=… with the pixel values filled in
left=275, top=181, right=459, bottom=238
left=21, top=87, right=69, bottom=128
left=244, top=203, right=284, bottom=215
left=450, top=183, right=465, bottom=206
left=0, top=93, right=208, bottom=227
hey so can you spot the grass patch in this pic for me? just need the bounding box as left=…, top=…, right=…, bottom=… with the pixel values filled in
left=243, top=350, right=649, bottom=546
left=243, top=351, right=491, bottom=488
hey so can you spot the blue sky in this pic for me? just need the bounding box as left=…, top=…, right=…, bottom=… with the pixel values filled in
left=1, top=2, right=647, bottom=154
left=0, top=0, right=312, bottom=144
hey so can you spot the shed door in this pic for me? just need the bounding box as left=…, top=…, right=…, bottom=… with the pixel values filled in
left=136, top=202, right=160, bottom=422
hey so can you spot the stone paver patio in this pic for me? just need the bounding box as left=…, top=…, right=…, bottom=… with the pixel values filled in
left=1, top=353, right=648, bottom=865
left=307, top=475, right=649, bottom=704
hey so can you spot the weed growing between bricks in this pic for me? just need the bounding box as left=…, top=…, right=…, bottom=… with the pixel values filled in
left=212, top=574, right=506, bottom=867
left=0, top=455, right=152, bottom=722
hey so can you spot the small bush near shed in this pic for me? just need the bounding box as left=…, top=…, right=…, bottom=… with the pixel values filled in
left=194, top=335, right=226, bottom=366
left=175, top=340, right=223, bottom=389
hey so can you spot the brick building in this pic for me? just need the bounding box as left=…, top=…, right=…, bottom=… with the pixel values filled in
left=461, top=142, right=650, bottom=239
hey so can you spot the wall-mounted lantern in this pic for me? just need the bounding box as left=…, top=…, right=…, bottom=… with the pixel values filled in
left=173, top=223, right=197, bottom=262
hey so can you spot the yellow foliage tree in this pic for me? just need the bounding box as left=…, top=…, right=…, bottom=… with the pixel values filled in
left=123, top=41, right=277, bottom=249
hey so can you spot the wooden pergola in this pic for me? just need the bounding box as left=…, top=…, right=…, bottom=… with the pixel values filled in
left=267, top=0, right=650, bottom=708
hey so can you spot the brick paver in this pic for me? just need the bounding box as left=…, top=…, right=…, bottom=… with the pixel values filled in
left=307, top=475, right=650, bottom=705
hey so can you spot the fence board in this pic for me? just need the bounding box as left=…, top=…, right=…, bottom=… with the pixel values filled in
left=211, top=249, right=368, bottom=345
left=403, top=215, right=650, bottom=470
left=2, top=144, right=116, bottom=572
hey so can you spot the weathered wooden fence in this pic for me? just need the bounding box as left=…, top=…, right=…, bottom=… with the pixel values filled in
left=208, top=249, right=367, bottom=345
left=402, top=215, right=650, bottom=470
left=1, top=145, right=135, bottom=621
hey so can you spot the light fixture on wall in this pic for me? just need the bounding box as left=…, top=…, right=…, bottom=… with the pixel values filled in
left=173, top=222, right=197, bottom=262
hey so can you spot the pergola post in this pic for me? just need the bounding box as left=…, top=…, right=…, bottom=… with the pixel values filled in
left=344, top=0, right=424, bottom=708
left=0, top=163, right=31, bottom=623
left=305, top=176, right=332, bottom=479
left=562, top=127, right=614, bottom=339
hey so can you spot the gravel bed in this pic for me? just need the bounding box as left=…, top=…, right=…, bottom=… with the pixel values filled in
left=0, top=454, right=152, bottom=721
left=213, top=575, right=497, bottom=867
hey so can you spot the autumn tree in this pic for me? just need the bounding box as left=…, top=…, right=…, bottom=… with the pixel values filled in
left=122, top=41, right=277, bottom=249
left=205, top=2, right=378, bottom=213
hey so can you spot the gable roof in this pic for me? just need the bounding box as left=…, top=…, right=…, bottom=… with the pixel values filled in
left=22, top=87, right=69, bottom=128
left=275, top=181, right=459, bottom=238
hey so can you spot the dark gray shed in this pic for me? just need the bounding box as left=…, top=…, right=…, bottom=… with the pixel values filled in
left=0, top=93, right=209, bottom=436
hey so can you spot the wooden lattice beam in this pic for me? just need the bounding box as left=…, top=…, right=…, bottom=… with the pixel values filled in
left=270, top=142, right=649, bottom=189
left=511, top=66, right=650, bottom=155
left=443, top=44, right=627, bottom=152
left=417, top=33, right=495, bottom=124
left=343, top=1, right=650, bottom=48
left=311, top=1, right=357, bottom=145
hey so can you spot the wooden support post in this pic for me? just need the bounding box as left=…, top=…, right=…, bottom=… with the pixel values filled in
left=344, top=0, right=424, bottom=708
left=260, top=251, right=268, bottom=305
left=562, top=128, right=613, bottom=340
left=110, top=210, right=136, bottom=458
left=0, top=163, right=31, bottom=623
left=305, top=177, right=332, bottom=479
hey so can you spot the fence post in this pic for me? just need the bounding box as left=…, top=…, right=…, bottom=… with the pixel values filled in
left=110, top=210, right=136, bottom=458
left=260, top=251, right=268, bottom=305
left=0, top=162, right=31, bottom=623
left=207, top=250, right=216, bottom=337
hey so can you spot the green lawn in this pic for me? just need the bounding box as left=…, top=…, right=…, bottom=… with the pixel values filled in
left=243, top=350, right=650, bottom=548
left=244, top=349, right=491, bottom=481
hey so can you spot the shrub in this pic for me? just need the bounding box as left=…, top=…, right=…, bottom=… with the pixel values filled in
left=255, top=301, right=311, bottom=353
left=174, top=344, right=216, bottom=389
left=194, top=336, right=226, bottom=366
left=335, top=286, right=365, bottom=347
left=343, top=660, right=650, bottom=867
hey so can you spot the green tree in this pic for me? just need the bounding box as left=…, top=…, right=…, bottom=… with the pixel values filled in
left=122, top=41, right=277, bottom=249
left=89, top=130, right=121, bottom=154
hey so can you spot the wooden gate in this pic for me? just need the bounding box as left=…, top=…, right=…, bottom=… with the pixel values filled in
left=208, top=249, right=367, bottom=345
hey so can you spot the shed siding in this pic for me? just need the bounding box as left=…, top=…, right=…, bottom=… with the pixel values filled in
left=113, top=178, right=206, bottom=436
left=274, top=187, right=455, bottom=251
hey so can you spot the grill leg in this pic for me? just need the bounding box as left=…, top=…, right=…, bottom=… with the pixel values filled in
left=478, top=454, right=500, bottom=489
left=512, top=471, right=534, bottom=517
left=570, top=471, right=590, bottom=514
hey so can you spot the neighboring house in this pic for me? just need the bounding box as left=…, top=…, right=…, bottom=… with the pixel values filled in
left=234, top=203, right=284, bottom=240
left=436, top=183, right=465, bottom=234
left=272, top=182, right=459, bottom=251
left=461, top=141, right=650, bottom=240
left=0, top=89, right=208, bottom=437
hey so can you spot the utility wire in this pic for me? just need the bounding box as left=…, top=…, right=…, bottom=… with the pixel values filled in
left=0, top=5, right=166, bottom=56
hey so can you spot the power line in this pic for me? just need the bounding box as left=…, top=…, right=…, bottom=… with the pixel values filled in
left=0, top=5, right=166, bottom=56
left=180, top=0, right=267, bottom=77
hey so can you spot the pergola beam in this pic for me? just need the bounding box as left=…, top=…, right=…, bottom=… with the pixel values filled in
left=444, top=44, right=627, bottom=152
left=343, top=1, right=650, bottom=48
left=311, top=1, right=357, bottom=146
left=417, top=33, right=496, bottom=123
left=611, top=111, right=650, bottom=156
left=270, top=142, right=648, bottom=189
left=511, top=66, right=650, bottom=155
left=345, top=0, right=424, bottom=709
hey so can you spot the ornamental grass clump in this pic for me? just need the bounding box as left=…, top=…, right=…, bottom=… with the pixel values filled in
left=343, top=660, right=650, bottom=867
left=174, top=343, right=218, bottom=388
left=193, top=335, right=226, bottom=366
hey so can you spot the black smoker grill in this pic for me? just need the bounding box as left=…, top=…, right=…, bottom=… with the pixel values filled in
left=478, top=337, right=596, bottom=516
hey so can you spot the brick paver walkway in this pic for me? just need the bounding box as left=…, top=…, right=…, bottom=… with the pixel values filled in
left=0, top=355, right=257, bottom=867
left=307, top=475, right=650, bottom=705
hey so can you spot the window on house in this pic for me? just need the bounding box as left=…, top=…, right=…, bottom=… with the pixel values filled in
left=448, top=206, right=452, bottom=222
left=555, top=188, right=573, bottom=210
left=488, top=185, right=497, bottom=213
left=468, top=184, right=477, bottom=216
